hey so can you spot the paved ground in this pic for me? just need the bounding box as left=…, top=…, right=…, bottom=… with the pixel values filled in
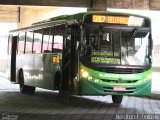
left=0, top=75, right=160, bottom=120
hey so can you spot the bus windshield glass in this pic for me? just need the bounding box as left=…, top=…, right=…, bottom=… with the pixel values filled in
left=81, top=27, right=151, bottom=66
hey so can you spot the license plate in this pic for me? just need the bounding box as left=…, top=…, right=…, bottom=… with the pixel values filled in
left=114, top=86, right=126, bottom=91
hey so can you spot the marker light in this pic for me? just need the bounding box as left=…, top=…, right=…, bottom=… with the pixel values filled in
left=88, top=76, right=93, bottom=80
left=52, top=56, right=60, bottom=63
left=94, top=79, right=100, bottom=83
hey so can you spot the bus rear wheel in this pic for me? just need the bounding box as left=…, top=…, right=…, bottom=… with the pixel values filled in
left=19, top=71, right=35, bottom=95
left=112, top=95, right=123, bottom=104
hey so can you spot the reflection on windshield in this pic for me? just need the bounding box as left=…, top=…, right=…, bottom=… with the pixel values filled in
left=121, top=33, right=149, bottom=65
left=81, top=28, right=150, bottom=66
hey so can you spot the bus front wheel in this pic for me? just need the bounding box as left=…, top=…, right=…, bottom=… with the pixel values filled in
left=19, top=71, right=35, bottom=94
left=112, top=95, right=123, bottom=104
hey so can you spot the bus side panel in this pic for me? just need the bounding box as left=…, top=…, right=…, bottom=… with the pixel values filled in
left=21, top=54, right=35, bottom=86
left=33, top=53, right=61, bottom=90
left=33, top=54, right=45, bottom=88
left=21, top=53, right=61, bottom=90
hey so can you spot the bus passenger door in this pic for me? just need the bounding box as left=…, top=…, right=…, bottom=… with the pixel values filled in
left=61, top=27, right=71, bottom=92
left=61, top=26, right=79, bottom=92
left=70, top=26, right=79, bottom=92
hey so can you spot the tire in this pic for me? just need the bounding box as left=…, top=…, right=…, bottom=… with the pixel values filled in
left=19, top=71, right=35, bottom=94
left=112, top=95, right=123, bottom=104
left=54, top=72, right=61, bottom=90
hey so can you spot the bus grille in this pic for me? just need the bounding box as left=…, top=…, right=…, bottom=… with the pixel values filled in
left=97, top=68, right=145, bottom=74
left=104, top=87, right=136, bottom=93
left=101, top=79, right=138, bottom=83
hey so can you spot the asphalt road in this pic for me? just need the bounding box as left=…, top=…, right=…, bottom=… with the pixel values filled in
left=0, top=76, right=160, bottom=120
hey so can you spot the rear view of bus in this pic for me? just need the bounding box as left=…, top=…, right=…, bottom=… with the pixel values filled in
left=79, top=12, right=152, bottom=104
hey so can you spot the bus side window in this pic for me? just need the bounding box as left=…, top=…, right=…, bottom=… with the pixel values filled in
left=8, top=34, right=13, bottom=55
left=43, top=27, right=53, bottom=53
left=52, top=25, right=64, bottom=51
left=25, top=31, right=33, bottom=54
left=18, top=32, right=25, bottom=54
left=53, top=35, right=63, bottom=51
left=33, top=29, right=43, bottom=53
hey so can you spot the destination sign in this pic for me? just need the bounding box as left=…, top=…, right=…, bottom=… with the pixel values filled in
left=91, top=57, right=120, bottom=64
left=92, top=51, right=120, bottom=57
left=92, top=15, right=128, bottom=24
left=92, top=15, right=144, bottom=26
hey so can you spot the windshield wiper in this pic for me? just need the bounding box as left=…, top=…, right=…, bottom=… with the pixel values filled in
left=130, top=28, right=139, bottom=41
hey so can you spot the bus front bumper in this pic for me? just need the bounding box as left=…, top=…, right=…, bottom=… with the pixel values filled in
left=79, top=79, right=151, bottom=96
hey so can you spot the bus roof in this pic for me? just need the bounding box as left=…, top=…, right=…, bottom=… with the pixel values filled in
left=33, top=11, right=150, bottom=25
left=10, top=11, right=150, bottom=33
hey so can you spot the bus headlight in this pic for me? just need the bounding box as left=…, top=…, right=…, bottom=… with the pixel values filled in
left=80, top=68, right=89, bottom=78
left=82, top=71, right=89, bottom=78
left=80, top=68, right=100, bottom=83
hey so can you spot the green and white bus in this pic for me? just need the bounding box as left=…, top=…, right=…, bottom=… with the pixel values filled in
left=7, top=11, right=152, bottom=104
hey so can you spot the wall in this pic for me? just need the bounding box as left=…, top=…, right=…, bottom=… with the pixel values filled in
left=18, top=6, right=58, bottom=28
left=0, top=6, right=19, bottom=22
left=17, top=7, right=86, bottom=28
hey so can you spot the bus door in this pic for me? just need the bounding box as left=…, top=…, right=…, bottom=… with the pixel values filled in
left=70, top=26, right=79, bottom=92
left=10, top=36, right=18, bottom=83
left=61, top=26, right=79, bottom=92
left=61, top=27, right=71, bottom=92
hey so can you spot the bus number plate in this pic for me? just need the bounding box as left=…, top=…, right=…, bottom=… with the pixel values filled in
left=114, top=86, right=126, bottom=91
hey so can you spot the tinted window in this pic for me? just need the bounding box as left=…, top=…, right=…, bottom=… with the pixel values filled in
left=43, top=28, right=53, bottom=52
left=33, top=29, right=42, bottom=53
left=18, top=32, right=25, bottom=54
left=53, top=35, right=63, bottom=50
left=53, top=26, right=64, bottom=50
left=25, top=31, right=33, bottom=53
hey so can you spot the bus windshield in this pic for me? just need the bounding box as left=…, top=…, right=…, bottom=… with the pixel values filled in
left=81, top=27, right=151, bottom=66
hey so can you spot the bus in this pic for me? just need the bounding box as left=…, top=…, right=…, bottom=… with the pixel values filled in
left=7, top=11, right=152, bottom=104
